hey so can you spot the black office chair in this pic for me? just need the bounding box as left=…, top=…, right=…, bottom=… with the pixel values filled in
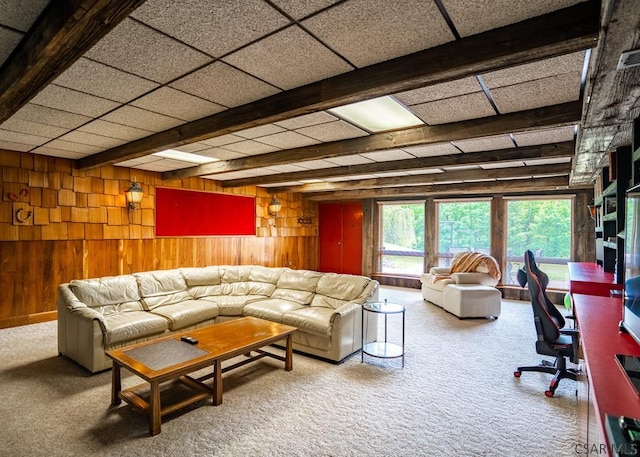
left=513, top=250, right=579, bottom=397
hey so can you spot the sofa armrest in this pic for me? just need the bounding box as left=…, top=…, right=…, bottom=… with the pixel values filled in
left=429, top=267, right=451, bottom=275
left=451, top=272, right=499, bottom=286
left=331, top=301, right=361, bottom=321
left=58, top=285, right=107, bottom=330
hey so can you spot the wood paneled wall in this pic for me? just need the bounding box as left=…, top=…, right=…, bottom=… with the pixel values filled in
left=0, top=149, right=318, bottom=328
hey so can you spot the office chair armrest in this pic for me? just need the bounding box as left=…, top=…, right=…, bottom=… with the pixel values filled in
left=560, top=328, right=579, bottom=337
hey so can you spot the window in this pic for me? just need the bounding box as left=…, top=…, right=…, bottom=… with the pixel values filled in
left=505, top=198, right=572, bottom=288
left=379, top=202, right=425, bottom=275
left=436, top=200, right=491, bottom=266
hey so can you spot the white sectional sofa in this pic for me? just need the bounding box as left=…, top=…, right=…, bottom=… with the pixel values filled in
left=58, top=265, right=379, bottom=373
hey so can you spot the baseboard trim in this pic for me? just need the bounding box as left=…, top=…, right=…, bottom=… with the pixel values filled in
left=0, top=311, right=57, bottom=329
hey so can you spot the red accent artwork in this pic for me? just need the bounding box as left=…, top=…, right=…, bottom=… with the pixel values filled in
left=156, top=187, right=256, bottom=236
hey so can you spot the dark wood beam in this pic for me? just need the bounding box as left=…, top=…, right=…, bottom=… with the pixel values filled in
left=0, top=0, right=148, bottom=124
left=270, top=162, right=571, bottom=194
left=77, top=0, right=600, bottom=170
left=222, top=142, right=575, bottom=187
left=305, top=176, right=574, bottom=201
left=165, top=101, right=581, bottom=180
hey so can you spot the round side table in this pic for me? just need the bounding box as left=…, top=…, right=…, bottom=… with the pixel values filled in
left=361, top=299, right=405, bottom=367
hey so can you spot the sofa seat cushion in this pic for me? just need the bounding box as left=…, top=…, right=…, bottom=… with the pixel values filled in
left=135, top=269, right=191, bottom=310
left=149, top=299, right=219, bottom=330
left=243, top=298, right=304, bottom=322
left=283, top=307, right=334, bottom=338
left=103, top=311, right=169, bottom=345
left=199, top=295, right=266, bottom=316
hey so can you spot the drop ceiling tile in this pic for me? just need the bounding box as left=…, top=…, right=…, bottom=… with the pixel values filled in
left=0, top=28, right=22, bottom=67
left=36, top=139, right=105, bottom=154
left=326, top=154, right=375, bottom=166
left=101, top=106, right=185, bottom=132
left=0, top=118, right=68, bottom=138
left=234, top=124, right=286, bottom=140
left=53, top=58, right=159, bottom=103
left=255, top=131, right=320, bottom=149
left=220, top=140, right=280, bottom=155
left=12, top=103, right=92, bottom=129
left=360, top=149, right=417, bottom=162
left=490, top=73, right=580, bottom=114
left=259, top=181, right=304, bottom=187
left=442, top=164, right=481, bottom=171
left=1, top=0, right=48, bottom=31
left=514, top=126, right=575, bottom=146
left=295, top=120, right=368, bottom=142
left=199, top=135, right=244, bottom=148
left=195, top=148, right=247, bottom=161
left=374, top=171, right=410, bottom=178
left=293, top=159, right=339, bottom=170
left=30, top=85, right=120, bottom=118
left=453, top=135, right=515, bottom=152
left=482, top=51, right=585, bottom=88
left=395, top=77, right=482, bottom=106
left=170, top=61, right=280, bottom=108
left=84, top=18, right=213, bottom=83
left=441, top=0, right=583, bottom=37
left=524, top=157, right=572, bottom=166
left=274, top=112, right=337, bottom=130
left=403, top=143, right=461, bottom=157
left=266, top=164, right=311, bottom=173
left=58, top=131, right=126, bottom=149
left=224, top=25, right=353, bottom=90
left=480, top=161, right=525, bottom=169
left=131, top=87, right=225, bottom=121
left=405, top=168, right=444, bottom=175
left=325, top=173, right=377, bottom=181
left=174, top=142, right=212, bottom=153
left=411, top=92, right=495, bottom=125
left=0, top=140, right=33, bottom=152
left=115, top=156, right=163, bottom=167
left=303, top=0, right=454, bottom=67
left=204, top=170, right=256, bottom=180
left=133, top=159, right=195, bottom=172
left=131, top=0, right=290, bottom=57
left=238, top=168, right=279, bottom=177
left=270, top=0, right=342, bottom=19
left=31, top=147, right=86, bottom=159
left=0, top=129, right=50, bottom=146
left=78, top=120, right=154, bottom=141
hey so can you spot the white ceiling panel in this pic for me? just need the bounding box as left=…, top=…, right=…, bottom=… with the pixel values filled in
left=101, top=106, right=185, bottom=132
left=442, top=0, right=583, bottom=37
left=258, top=181, right=304, bottom=187
left=224, top=25, right=353, bottom=90
left=84, top=18, right=213, bottom=83
left=170, top=61, right=280, bottom=108
left=360, top=149, right=416, bottom=162
left=480, top=161, right=525, bottom=169
left=220, top=140, right=280, bottom=156
left=1, top=0, right=48, bottom=31
left=11, top=103, right=92, bottom=130
left=78, top=120, right=153, bottom=142
left=270, top=0, right=342, bottom=20
left=263, top=164, right=310, bottom=173
left=30, top=147, right=86, bottom=159
left=234, top=124, right=286, bottom=139
left=0, top=118, right=68, bottom=138
left=174, top=142, right=212, bottom=153
left=490, top=73, right=581, bottom=114
left=0, top=28, right=22, bottom=67
left=403, top=143, right=461, bottom=157
left=410, top=92, right=496, bottom=125
left=405, top=168, right=444, bottom=175
left=30, top=85, right=120, bottom=118
left=303, top=0, right=454, bottom=67
left=204, top=170, right=256, bottom=180
left=255, top=131, right=320, bottom=149
left=131, top=87, right=225, bottom=122
left=524, top=156, right=572, bottom=166
left=395, top=77, right=482, bottom=106
left=195, top=148, right=247, bottom=161
left=296, top=120, right=368, bottom=142
left=0, top=129, right=50, bottom=146
left=199, top=134, right=244, bottom=148
left=292, top=159, right=339, bottom=170
left=52, top=58, right=159, bottom=103
left=35, top=139, right=105, bottom=155
left=0, top=140, right=32, bottom=152
left=115, top=156, right=163, bottom=167
left=131, top=158, right=195, bottom=172
left=131, top=0, right=290, bottom=57
left=274, top=111, right=337, bottom=129
left=58, top=131, right=126, bottom=149
left=514, top=126, right=575, bottom=146
left=326, top=154, right=375, bottom=166
left=453, top=135, right=515, bottom=153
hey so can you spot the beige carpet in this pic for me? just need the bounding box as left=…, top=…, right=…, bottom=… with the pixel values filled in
left=0, top=286, right=578, bottom=456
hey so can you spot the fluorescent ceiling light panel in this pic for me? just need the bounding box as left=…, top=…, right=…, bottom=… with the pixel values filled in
left=152, top=149, right=217, bottom=164
left=329, top=96, right=424, bottom=132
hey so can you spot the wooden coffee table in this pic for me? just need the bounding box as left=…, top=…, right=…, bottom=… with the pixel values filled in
left=106, top=316, right=296, bottom=436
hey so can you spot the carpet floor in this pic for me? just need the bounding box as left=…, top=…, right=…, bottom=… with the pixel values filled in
left=0, top=286, right=578, bottom=456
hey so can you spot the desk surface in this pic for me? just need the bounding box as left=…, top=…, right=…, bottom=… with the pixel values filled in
left=568, top=262, right=622, bottom=296
left=574, top=294, right=640, bottom=443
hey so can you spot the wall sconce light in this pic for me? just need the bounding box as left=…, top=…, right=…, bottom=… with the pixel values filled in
left=268, top=195, right=282, bottom=216
left=125, top=179, right=144, bottom=210
left=587, top=204, right=597, bottom=220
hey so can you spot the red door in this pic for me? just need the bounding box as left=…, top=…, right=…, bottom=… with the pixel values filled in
left=318, top=202, right=363, bottom=275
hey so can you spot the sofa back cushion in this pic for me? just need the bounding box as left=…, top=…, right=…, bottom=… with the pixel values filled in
left=310, top=273, right=373, bottom=309
left=134, top=269, right=190, bottom=310
left=271, top=269, right=323, bottom=305
left=182, top=266, right=221, bottom=298
left=70, top=275, right=142, bottom=313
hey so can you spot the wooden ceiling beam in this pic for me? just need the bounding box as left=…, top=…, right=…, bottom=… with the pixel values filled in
left=269, top=162, right=571, bottom=194
left=0, top=0, right=148, bottom=124
left=222, top=142, right=575, bottom=188
left=165, top=101, right=581, bottom=181
left=77, top=0, right=600, bottom=170
left=304, top=176, right=574, bottom=201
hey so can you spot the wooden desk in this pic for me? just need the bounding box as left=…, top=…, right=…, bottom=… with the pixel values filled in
left=574, top=294, right=640, bottom=449
left=568, top=262, right=623, bottom=297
